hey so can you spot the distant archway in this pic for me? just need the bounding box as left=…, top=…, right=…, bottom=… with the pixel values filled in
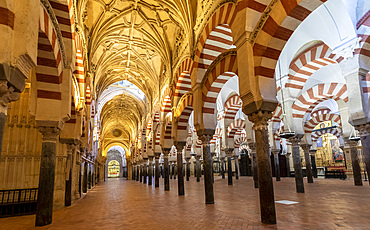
left=108, top=160, right=120, bottom=178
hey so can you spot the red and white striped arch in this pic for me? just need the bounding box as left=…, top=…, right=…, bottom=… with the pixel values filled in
left=285, top=42, right=343, bottom=97
left=173, top=58, right=192, bottom=106
left=193, top=2, right=236, bottom=74
left=227, top=119, right=245, bottom=138
left=253, top=0, right=326, bottom=95
left=304, top=109, right=342, bottom=133
left=224, top=94, right=242, bottom=120
left=36, top=4, right=64, bottom=101
left=202, top=53, right=238, bottom=128
left=312, top=128, right=341, bottom=142
left=271, top=104, right=283, bottom=131
left=292, top=83, right=348, bottom=119
left=74, top=35, right=85, bottom=101
left=175, top=93, right=193, bottom=140
left=211, top=128, right=222, bottom=145
left=153, top=111, right=160, bottom=123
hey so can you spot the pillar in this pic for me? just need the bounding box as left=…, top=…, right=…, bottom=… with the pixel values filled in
left=289, top=136, right=304, bottom=193
left=154, top=153, right=160, bottom=187
left=285, top=152, right=291, bottom=177
left=176, top=142, right=186, bottom=196
left=248, top=112, right=276, bottom=224
left=88, top=165, right=92, bottom=189
left=220, top=157, right=225, bottom=179
left=139, top=163, right=143, bottom=183
left=185, top=157, right=190, bottom=181
left=197, top=129, right=215, bottom=204
left=348, top=139, right=363, bottom=186
left=163, top=149, right=170, bottom=191
left=83, top=162, right=88, bottom=193
left=249, top=143, right=258, bottom=188
left=309, top=150, right=317, bottom=178
left=35, top=125, right=61, bottom=226
left=357, top=124, right=370, bottom=185
left=226, top=148, right=233, bottom=185
left=174, top=163, right=177, bottom=179
left=148, top=156, right=153, bottom=185
left=65, top=143, right=75, bottom=207
left=136, top=164, right=140, bottom=181
left=143, top=159, right=147, bottom=184
left=234, top=155, right=239, bottom=180
left=301, top=144, right=313, bottom=183
left=195, top=155, right=201, bottom=182
left=271, top=149, right=280, bottom=182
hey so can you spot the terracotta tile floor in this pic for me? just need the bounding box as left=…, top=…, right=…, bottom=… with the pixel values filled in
left=1, top=176, right=370, bottom=230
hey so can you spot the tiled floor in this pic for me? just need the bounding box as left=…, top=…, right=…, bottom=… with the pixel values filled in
left=1, top=176, right=370, bottom=229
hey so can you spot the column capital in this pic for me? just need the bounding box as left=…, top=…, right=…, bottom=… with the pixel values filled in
left=309, top=149, right=317, bottom=155
left=154, top=152, right=161, bottom=158
left=289, top=135, right=303, bottom=146
left=355, top=123, right=370, bottom=137
left=248, top=111, right=272, bottom=130
left=162, top=148, right=171, bottom=156
left=225, top=148, right=234, bottom=156
left=197, top=129, right=215, bottom=144
left=248, top=142, right=256, bottom=151
left=38, top=126, right=62, bottom=142
left=0, top=80, right=20, bottom=114
left=174, top=141, right=186, bottom=153
left=271, top=149, right=280, bottom=156
left=300, top=144, right=311, bottom=151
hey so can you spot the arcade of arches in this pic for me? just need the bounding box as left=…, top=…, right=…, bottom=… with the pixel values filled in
left=1, top=0, right=370, bottom=228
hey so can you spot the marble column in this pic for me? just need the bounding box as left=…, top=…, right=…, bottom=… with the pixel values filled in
left=195, top=155, right=201, bottom=182
left=176, top=141, right=186, bottom=196
left=65, top=143, right=75, bottom=206
left=35, top=125, right=61, bottom=226
left=83, top=162, right=88, bottom=193
left=198, top=129, right=215, bottom=204
left=143, top=159, right=148, bottom=184
left=163, top=148, right=171, bottom=191
left=88, top=165, right=92, bottom=189
left=348, top=139, right=363, bottom=186
left=357, top=124, right=370, bottom=185
left=309, top=150, right=317, bottom=178
left=220, top=157, right=225, bottom=179
left=289, top=136, right=304, bottom=193
left=148, top=156, right=153, bottom=185
left=249, top=143, right=258, bottom=188
left=174, top=163, right=177, bottom=179
left=185, top=157, right=190, bottom=181
left=301, top=144, right=313, bottom=183
left=154, top=153, right=160, bottom=187
left=139, top=163, right=143, bottom=183
left=285, top=152, right=291, bottom=177
left=271, top=149, right=280, bottom=182
left=234, top=155, right=240, bottom=180
left=248, top=112, right=276, bottom=224
left=226, top=148, right=233, bottom=185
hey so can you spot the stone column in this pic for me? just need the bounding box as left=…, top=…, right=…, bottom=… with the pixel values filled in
left=154, top=153, right=160, bottom=187
left=309, top=150, right=317, bottom=178
left=285, top=152, right=291, bottom=177
left=148, top=156, right=153, bottom=185
left=139, top=162, right=143, bottom=182
left=348, top=139, right=363, bottom=186
left=143, top=159, right=148, bottom=184
left=301, top=144, right=313, bottom=183
left=289, top=136, right=304, bottom=193
left=136, top=163, right=140, bottom=181
left=248, top=112, right=276, bottom=224
left=197, top=129, right=215, bottom=204
left=226, top=148, right=233, bottom=185
left=271, top=149, right=280, bottom=182
left=175, top=141, right=186, bottom=196
left=195, top=155, right=201, bottom=182
left=88, top=165, right=92, bottom=189
left=83, top=162, right=88, bottom=193
left=0, top=69, right=24, bottom=156
left=249, top=143, right=258, bottom=188
left=65, top=143, right=75, bottom=206
left=185, top=157, right=190, bottom=181
left=174, top=163, right=177, bottom=179
left=35, top=125, right=61, bottom=226
left=220, top=157, right=225, bottom=179
left=357, top=124, right=370, bottom=185
left=163, top=148, right=171, bottom=191
left=234, top=155, right=240, bottom=180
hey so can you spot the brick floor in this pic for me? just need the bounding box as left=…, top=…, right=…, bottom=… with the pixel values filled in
left=1, top=176, right=370, bottom=229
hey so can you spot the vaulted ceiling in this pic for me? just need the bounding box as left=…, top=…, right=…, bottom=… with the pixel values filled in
left=78, top=0, right=195, bottom=148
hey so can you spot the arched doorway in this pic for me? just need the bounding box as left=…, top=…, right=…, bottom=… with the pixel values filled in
left=108, top=160, right=120, bottom=178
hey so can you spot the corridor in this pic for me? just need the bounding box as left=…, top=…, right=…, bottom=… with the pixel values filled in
left=1, top=176, right=370, bottom=230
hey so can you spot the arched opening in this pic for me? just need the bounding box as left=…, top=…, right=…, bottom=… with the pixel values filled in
left=108, top=160, right=120, bottom=178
